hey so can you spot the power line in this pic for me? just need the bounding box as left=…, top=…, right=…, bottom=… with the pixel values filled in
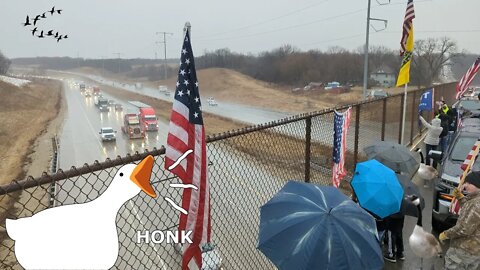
left=156, top=31, right=173, bottom=80
left=197, top=0, right=332, bottom=39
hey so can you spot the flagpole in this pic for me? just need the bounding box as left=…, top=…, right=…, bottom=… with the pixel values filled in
left=401, top=83, right=408, bottom=145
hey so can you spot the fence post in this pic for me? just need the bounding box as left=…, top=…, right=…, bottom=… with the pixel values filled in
left=354, top=105, right=361, bottom=165
left=410, top=91, right=416, bottom=145
left=305, top=117, right=312, bottom=183
left=381, top=99, right=387, bottom=141
left=398, top=94, right=405, bottom=144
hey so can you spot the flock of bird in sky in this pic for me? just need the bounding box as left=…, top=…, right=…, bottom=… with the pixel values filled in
left=23, top=6, right=68, bottom=42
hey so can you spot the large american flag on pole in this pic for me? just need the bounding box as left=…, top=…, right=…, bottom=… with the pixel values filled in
left=455, top=57, right=480, bottom=99
left=165, top=27, right=211, bottom=270
left=400, top=0, right=415, bottom=56
left=332, top=107, right=352, bottom=188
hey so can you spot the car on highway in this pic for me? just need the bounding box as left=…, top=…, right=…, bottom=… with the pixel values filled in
left=115, top=104, right=123, bottom=111
left=432, top=119, right=480, bottom=232
left=99, top=127, right=116, bottom=142
left=99, top=104, right=109, bottom=112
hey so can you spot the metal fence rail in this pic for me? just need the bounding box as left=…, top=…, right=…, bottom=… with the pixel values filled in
left=0, top=83, right=456, bottom=269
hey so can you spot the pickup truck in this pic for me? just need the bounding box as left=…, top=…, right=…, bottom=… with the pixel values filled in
left=121, top=113, right=145, bottom=139
left=99, top=127, right=116, bottom=142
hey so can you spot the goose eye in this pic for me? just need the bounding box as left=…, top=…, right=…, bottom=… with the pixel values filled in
left=120, top=173, right=124, bottom=177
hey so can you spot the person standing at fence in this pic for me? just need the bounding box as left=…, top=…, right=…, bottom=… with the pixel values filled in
left=439, top=171, right=480, bottom=270
left=419, top=115, right=443, bottom=168
left=436, top=101, right=451, bottom=153
left=383, top=211, right=405, bottom=263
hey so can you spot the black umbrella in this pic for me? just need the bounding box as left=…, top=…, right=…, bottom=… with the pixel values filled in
left=397, top=174, right=425, bottom=217
left=364, top=141, right=418, bottom=176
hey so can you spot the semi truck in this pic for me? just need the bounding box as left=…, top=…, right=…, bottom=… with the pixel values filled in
left=128, top=101, right=159, bottom=132
left=121, top=113, right=145, bottom=139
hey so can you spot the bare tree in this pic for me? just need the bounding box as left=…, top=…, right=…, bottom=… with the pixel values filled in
left=411, top=37, right=458, bottom=86
left=0, top=50, right=11, bottom=75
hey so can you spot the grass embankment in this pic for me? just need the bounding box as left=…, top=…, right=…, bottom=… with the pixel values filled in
left=0, top=78, right=61, bottom=221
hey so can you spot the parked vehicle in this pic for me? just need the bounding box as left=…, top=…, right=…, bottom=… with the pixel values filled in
left=121, top=113, right=145, bottom=139
left=368, top=89, right=389, bottom=99
left=99, top=127, right=116, bottom=142
left=432, top=122, right=480, bottom=232
left=128, top=101, right=159, bottom=131
left=452, top=98, right=480, bottom=118
left=324, top=81, right=340, bottom=90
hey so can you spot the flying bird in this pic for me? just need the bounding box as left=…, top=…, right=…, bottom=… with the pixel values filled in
left=54, top=32, right=59, bottom=38
left=56, top=35, right=63, bottom=42
left=37, top=31, right=44, bottom=38
left=48, top=6, right=55, bottom=15
left=32, top=15, right=41, bottom=26
left=31, top=27, right=37, bottom=36
left=41, top=12, right=47, bottom=18
left=63, top=35, right=68, bottom=39
left=46, top=30, right=54, bottom=36
left=23, top=15, right=31, bottom=26
left=56, top=9, right=63, bottom=15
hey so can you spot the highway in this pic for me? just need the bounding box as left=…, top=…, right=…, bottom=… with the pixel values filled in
left=43, top=74, right=447, bottom=269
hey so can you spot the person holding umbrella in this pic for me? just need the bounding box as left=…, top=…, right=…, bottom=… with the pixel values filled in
left=439, top=171, right=480, bottom=270
left=418, top=115, right=443, bottom=168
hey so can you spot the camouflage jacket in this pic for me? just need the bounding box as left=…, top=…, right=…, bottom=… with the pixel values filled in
left=445, top=192, right=480, bottom=255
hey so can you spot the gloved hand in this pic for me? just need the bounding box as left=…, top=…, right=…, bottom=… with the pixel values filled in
left=452, top=188, right=465, bottom=200
left=439, top=232, right=449, bottom=243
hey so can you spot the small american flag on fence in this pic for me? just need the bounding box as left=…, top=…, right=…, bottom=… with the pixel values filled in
left=455, top=57, right=480, bottom=99
left=165, top=27, right=211, bottom=270
left=400, top=0, right=415, bottom=56
left=332, top=107, right=352, bottom=188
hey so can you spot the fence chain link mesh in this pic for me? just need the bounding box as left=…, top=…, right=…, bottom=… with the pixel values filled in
left=0, top=83, right=457, bottom=269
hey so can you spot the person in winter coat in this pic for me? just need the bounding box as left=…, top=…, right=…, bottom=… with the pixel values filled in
left=439, top=171, right=480, bottom=270
left=419, top=115, right=443, bottom=168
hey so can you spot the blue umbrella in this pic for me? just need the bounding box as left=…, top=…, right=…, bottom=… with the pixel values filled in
left=351, top=159, right=404, bottom=219
left=258, top=181, right=384, bottom=270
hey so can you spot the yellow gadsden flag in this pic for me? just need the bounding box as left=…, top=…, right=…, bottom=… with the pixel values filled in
left=396, top=26, right=414, bottom=87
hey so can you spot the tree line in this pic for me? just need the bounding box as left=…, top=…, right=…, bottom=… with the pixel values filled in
left=9, top=37, right=479, bottom=87
left=0, top=50, right=11, bottom=75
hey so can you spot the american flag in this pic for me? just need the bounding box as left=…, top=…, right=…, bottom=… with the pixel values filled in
left=165, top=28, right=211, bottom=270
left=400, top=0, right=415, bottom=56
left=455, top=57, right=480, bottom=99
left=332, top=107, right=352, bottom=188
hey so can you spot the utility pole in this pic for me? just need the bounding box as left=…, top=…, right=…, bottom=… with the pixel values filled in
left=113, top=52, right=123, bottom=73
left=362, top=0, right=389, bottom=100
left=156, top=31, right=173, bottom=80
left=100, top=56, right=107, bottom=77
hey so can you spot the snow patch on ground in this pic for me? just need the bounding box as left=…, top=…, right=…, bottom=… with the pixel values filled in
left=0, top=75, right=31, bottom=87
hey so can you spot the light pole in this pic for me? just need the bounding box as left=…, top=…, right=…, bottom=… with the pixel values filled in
left=362, top=0, right=389, bottom=99
left=156, top=31, right=173, bottom=80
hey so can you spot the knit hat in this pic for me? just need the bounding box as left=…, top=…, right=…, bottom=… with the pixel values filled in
left=465, top=171, right=480, bottom=189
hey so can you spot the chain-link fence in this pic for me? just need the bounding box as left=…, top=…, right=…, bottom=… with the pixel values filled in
left=0, top=83, right=457, bottom=269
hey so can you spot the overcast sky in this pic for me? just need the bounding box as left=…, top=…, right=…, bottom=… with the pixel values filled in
left=2, top=0, right=479, bottom=60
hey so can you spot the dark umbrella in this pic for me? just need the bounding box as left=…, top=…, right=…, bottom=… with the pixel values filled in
left=396, top=174, right=425, bottom=217
left=258, top=181, right=384, bottom=270
left=364, top=141, right=418, bottom=176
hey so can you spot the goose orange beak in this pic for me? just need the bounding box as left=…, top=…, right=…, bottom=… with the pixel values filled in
left=130, top=155, right=156, bottom=198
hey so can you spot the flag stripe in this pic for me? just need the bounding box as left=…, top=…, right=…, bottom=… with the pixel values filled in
left=332, top=107, right=352, bottom=187
left=455, top=57, right=480, bottom=99
left=165, top=28, right=210, bottom=270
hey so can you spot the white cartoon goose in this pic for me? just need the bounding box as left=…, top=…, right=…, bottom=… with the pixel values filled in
left=6, top=155, right=157, bottom=270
